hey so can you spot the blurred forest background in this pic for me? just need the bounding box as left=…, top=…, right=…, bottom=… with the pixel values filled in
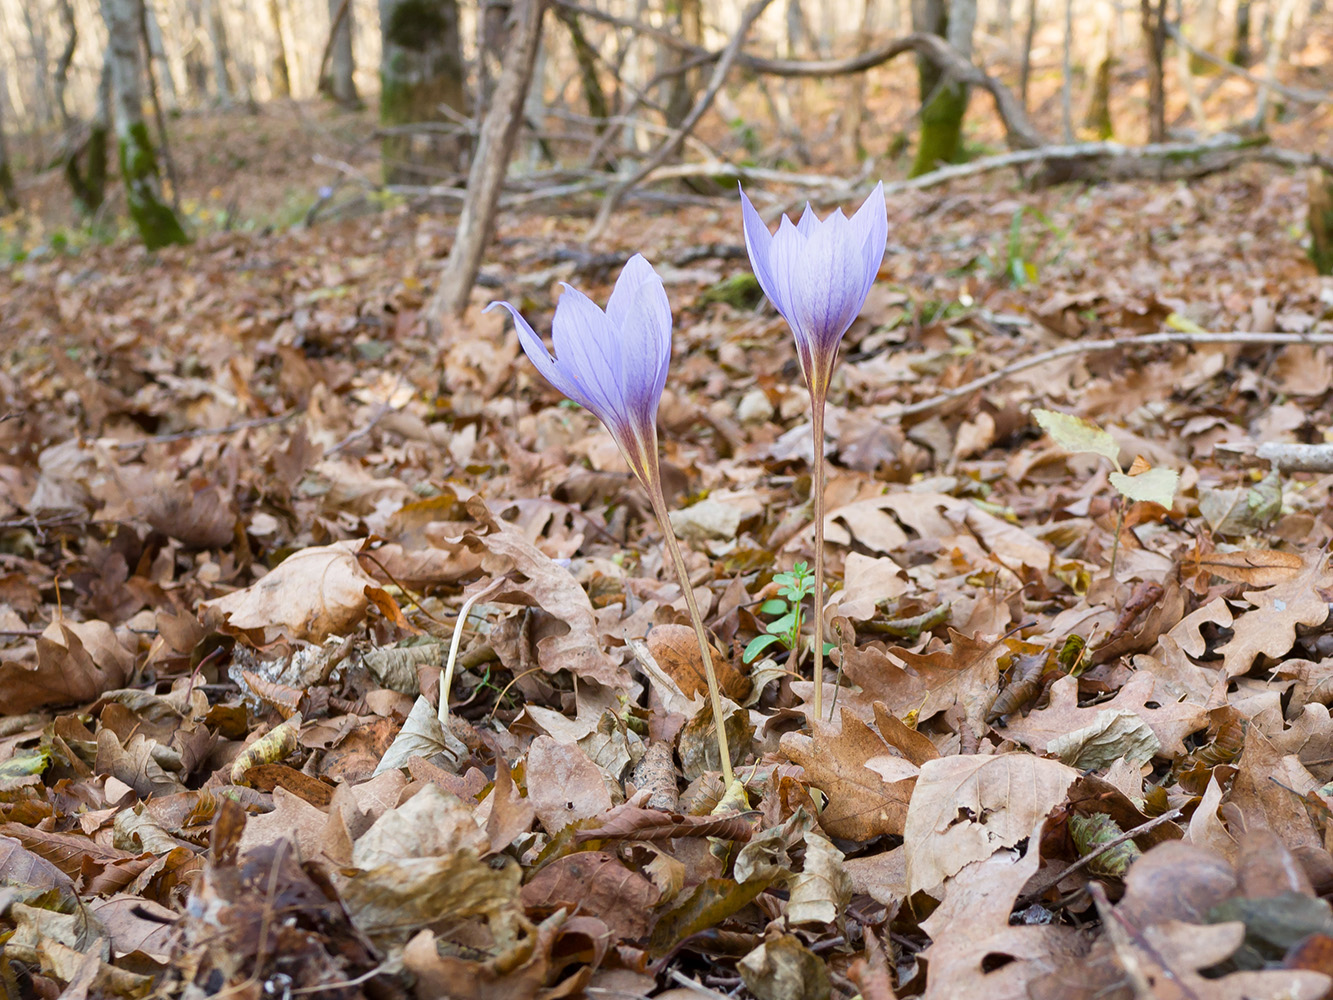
left=1, top=0, right=1330, bottom=286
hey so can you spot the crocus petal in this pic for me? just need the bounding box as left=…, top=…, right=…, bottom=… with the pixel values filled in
left=605, top=252, right=657, bottom=327
left=795, top=202, right=820, bottom=238
left=619, top=275, right=673, bottom=428
left=485, top=300, right=595, bottom=411
left=739, top=186, right=783, bottom=313
left=550, top=282, right=628, bottom=428
left=851, top=182, right=888, bottom=302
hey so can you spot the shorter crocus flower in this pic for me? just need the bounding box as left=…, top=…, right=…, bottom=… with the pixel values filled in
left=487, top=255, right=735, bottom=785
left=740, top=184, right=887, bottom=720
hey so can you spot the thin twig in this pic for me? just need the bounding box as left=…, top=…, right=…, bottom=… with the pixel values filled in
left=874, top=331, right=1333, bottom=419
left=1021, top=807, right=1182, bottom=903
left=584, top=0, right=776, bottom=244
left=440, top=577, right=506, bottom=726
left=108, top=411, right=302, bottom=450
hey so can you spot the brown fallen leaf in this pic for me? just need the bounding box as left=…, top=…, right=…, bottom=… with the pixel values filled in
left=780, top=709, right=917, bottom=841
left=0, top=620, right=134, bottom=714
left=1194, top=548, right=1306, bottom=586
left=739, top=933, right=832, bottom=1000
left=525, top=735, right=614, bottom=836
left=885, top=628, right=1006, bottom=733
left=520, top=850, right=660, bottom=940
left=202, top=541, right=384, bottom=644
left=904, top=755, right=1078, bottom=895
left=1219, top=552, right=1333, bottom=677
left=645, top=623, right=750, bottom=703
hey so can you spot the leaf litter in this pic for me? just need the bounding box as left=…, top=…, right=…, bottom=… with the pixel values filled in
left=4, top=120, right=1333, bottom=1000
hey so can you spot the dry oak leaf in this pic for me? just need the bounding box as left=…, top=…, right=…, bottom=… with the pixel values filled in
left=645, top=623, right=750, bottom=703
left=886, top=628, right=1006, bottom=733
left=999, top=672, right=1207, bottom=758
left=904, top=755, right=1078, bottom=896
left=1218, top=551, right=1333, bottom=678
left=1194, top=548, right=1305, bottom=587
left=918, top=824, right=1082, bottom=1000
left=520, top=850, right=660, bottom=941
left=525, top=735, right=614, bottom=836
left=464, top=497, right=628, bottom=690
left=779, top=708, right=917, bottom=841
left=201, top=541, right=385, bottom=643
left=0, top=619, right=134, bottom=714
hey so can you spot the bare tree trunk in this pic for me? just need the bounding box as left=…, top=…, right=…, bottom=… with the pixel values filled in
left=555, top=6, right=608, bottom=128
left=321, top=0, right=360, bottom=105
left=143, top=1, right=178, bottom=109
left=665, top=0, right=704, bottom=128
left=268, top=0, right=292, bottom=98
left=1060, top=0, right=1074, bottom=140
left=844, top=0, right=879, bottom=159
left=1251, top=0, right=1296, bottom=127
left=182, top=3, right=211, bottom=100
left=139, top=0, right=180, bottom=207
left=20, top=2, right=52, bottom=127
left=1019, top=0, right=1038, bottom=107
left=1141, top=0, right=1167, bottom=141
left=1231, top=0, right=1252, bottom=64
left=55, top=0, right=78, bottom=126
left=101, top=0, right=187, bottom=248
left=430, top=0, right=546, bottom=320
left=1082, top=0, right=1115, bottom=138
left=66, top=49, right=111, bottom=213
left=1175, top=0, right=1207, bottom=129
left=0, top=68, right=17, bottom=213
left=911, top=0, right=976, bottom=176
left=207, top=0, right=236, bottom=103
left=379, top=0, right=467, bottom=183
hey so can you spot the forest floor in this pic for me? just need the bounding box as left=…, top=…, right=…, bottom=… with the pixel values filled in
left=6, top=32, right=1333, bottom=1000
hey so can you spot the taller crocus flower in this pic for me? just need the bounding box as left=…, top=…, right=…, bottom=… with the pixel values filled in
left=487, top=254, right=734, bottom=786
left=740, top=184, right=887, bottom=721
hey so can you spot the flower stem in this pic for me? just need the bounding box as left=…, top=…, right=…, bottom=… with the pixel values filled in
left=811, top=400, right=827, bottom=722
left=648, top=488, right=735, bottom=787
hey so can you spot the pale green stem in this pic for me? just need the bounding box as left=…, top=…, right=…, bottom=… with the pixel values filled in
left=647, top=481, right=735, bottom=787
left=811, top=398, right=827, bottom=722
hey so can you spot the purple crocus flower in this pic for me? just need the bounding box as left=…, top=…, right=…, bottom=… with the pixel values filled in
left=740, top=183, right=887, bottom=404
left=487, top=254, right=736, bottom=786
left=486, top=253, right=671, bottom=489
left=740, top=184, right=886, bottom=722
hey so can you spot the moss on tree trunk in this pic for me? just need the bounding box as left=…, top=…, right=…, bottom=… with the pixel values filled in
left=1309, top=168, right=1333, bottom=275
left=119, top=122, right=186, bottom=249
left=911, top=81, right=968, bottom=177
left=66, top=123, right=108, bottom=213
left=379, top=0, right=465, bottom=183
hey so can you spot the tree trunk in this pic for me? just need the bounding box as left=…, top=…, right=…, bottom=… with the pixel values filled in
left=555, top=7, right=608, bottom=129
left=207, top=0, right=236, bottom=103
left=1308, top=167, right=1333, bottom=275
left=143, top=1, right=178, bottom=109
left=1060, top=0, right=1074, bottom=141
left=844, top=0, right=879, bottom=159
left=1231, top=0, right=1252, bottom=65
left=1082, top=1, right=1115, bottom=138
left=1141, top=0, right=1167, bottom=142
left=430, top=0, right=545, bottom=320
left=66, top=50, right=111, bottom=214
left=1019, top=0, right=1038, bottom=107
left=665, top=0, right=704, bottom=129
left=379, top=0, right=468, bottom=183
left=55, top=0, right=78, bottom=126
left=0, top=69, right=17, bottom=213
left=100, top=0, right=187, bottom=249
left=910, top=0, right=975, bottom=177
left=1251, top=0, right=1296, bottom=128
left=268, top=0, right=292, bottom=98
left=20, top=2, right=52, bottom=127
left=322, top=0, right=360, bottom=106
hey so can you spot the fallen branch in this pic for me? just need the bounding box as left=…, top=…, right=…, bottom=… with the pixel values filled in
left=876, top=331, right=1333, bottom=419
left=1018, top=808, right=1183, bottom=904
left=1164, top=22, right=1329, bottom=105
left=1255, top=442, right=1333, bottom=473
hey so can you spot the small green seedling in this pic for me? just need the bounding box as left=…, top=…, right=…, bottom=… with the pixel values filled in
left=1033, top=409, right=1180, bottom=573
left=744, top=562, right=816, bottom=664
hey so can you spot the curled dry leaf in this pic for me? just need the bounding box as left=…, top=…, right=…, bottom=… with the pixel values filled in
left=0, top=620, right=134, bottom=714
left=1194, top=548, right=1305, bottom=586
left=202, top=541, right=386, bottom=643
left=645, top=623, right=750, bottom=703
